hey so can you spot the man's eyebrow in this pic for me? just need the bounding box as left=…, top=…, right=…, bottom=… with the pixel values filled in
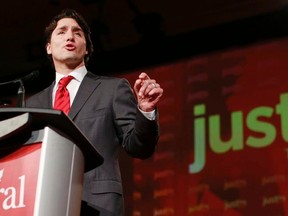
left=71, top=26, right=84, bottom=32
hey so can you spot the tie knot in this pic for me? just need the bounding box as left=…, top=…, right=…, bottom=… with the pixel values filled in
left=58, top=76, right=74, bottom=88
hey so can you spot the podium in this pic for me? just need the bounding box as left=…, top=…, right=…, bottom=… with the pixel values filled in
left=0, top=108, right=103, bottom=216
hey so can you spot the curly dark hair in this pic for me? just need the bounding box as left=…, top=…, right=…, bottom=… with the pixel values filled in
left=44, top=9, right=94, bottom=65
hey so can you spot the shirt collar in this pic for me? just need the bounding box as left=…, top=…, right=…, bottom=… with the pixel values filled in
left=55, top=66, right=87, bottom=85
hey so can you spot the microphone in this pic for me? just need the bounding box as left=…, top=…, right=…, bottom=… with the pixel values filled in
left=0, top=70, right=40, bottom=107
left=15, top=70, right=40, bottom=83
left=0, top=70, right=40, bottom=86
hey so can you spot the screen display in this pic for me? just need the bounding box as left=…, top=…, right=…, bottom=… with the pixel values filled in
left=120, top=38, right=288, bottom=216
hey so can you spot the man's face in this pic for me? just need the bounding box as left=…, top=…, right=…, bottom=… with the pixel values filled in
left=46, top=18, right=88, bottom=68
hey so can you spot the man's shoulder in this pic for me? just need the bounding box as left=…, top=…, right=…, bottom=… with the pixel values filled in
left=86, top=72, right=128, bottom=84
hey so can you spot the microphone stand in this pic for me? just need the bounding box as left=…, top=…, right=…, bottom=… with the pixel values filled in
left=16, top=80, right=25, bottom=108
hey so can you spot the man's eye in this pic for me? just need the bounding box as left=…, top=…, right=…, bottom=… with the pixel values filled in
left=58, top=31, right=64, bottom=35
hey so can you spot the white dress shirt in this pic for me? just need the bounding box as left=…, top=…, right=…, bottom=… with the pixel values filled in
left=53, top=66, right=87, bottom=106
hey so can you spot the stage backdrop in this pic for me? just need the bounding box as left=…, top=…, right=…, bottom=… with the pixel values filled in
left=119, top=37, right=288, bottom=216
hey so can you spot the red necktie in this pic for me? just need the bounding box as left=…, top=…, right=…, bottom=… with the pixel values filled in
left=54, top=76, right=74, bottom=115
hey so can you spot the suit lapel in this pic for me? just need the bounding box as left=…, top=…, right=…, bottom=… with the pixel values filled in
left=44, top=83, right=54, bottom=108
left=69, top=72, right=101, bottom=120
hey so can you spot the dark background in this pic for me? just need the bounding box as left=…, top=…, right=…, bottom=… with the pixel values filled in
left=1, top=0, right=288, bottom=99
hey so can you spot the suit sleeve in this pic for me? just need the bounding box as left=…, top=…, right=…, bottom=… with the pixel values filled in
left=113, top=78, right=159, bottom=159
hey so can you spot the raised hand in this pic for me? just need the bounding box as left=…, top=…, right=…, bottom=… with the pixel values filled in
left=134, top=72, right=163, bottom=112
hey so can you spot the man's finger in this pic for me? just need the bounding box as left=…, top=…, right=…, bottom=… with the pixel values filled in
left=139, top=72, right=150, bottom=80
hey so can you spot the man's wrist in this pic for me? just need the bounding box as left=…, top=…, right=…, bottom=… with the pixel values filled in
left=138, top=107, right=156, bottom=120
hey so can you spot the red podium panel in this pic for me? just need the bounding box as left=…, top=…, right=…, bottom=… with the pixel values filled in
left=0, top=143, right=41, bottom=215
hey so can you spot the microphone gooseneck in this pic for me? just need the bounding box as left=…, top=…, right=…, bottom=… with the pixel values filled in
left=0, top=70, right=40, bottom=108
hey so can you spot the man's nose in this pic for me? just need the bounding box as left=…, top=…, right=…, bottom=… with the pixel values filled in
left=66, top=31, right=75, bottom=41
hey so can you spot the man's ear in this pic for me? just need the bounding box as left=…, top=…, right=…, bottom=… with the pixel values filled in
left=46, top=43, right=51, bottom=54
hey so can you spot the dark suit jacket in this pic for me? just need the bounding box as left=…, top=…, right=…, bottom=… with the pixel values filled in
left=26, top=72, right=159, bottom=215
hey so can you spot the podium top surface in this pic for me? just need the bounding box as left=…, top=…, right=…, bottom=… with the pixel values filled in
left=0, top=107, right=103, bottom=172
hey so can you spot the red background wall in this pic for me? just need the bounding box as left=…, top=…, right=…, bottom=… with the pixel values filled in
left=120, top=37, right=288, bottom=216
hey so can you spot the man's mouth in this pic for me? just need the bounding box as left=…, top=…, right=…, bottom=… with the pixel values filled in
left=65, top=44, right=76, bottom=51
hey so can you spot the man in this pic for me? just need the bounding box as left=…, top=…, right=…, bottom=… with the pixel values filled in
left=26, top=9, right=163, bottom=216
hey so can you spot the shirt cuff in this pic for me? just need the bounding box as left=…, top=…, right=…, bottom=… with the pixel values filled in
left=138, top=107, right=156, bottom=120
